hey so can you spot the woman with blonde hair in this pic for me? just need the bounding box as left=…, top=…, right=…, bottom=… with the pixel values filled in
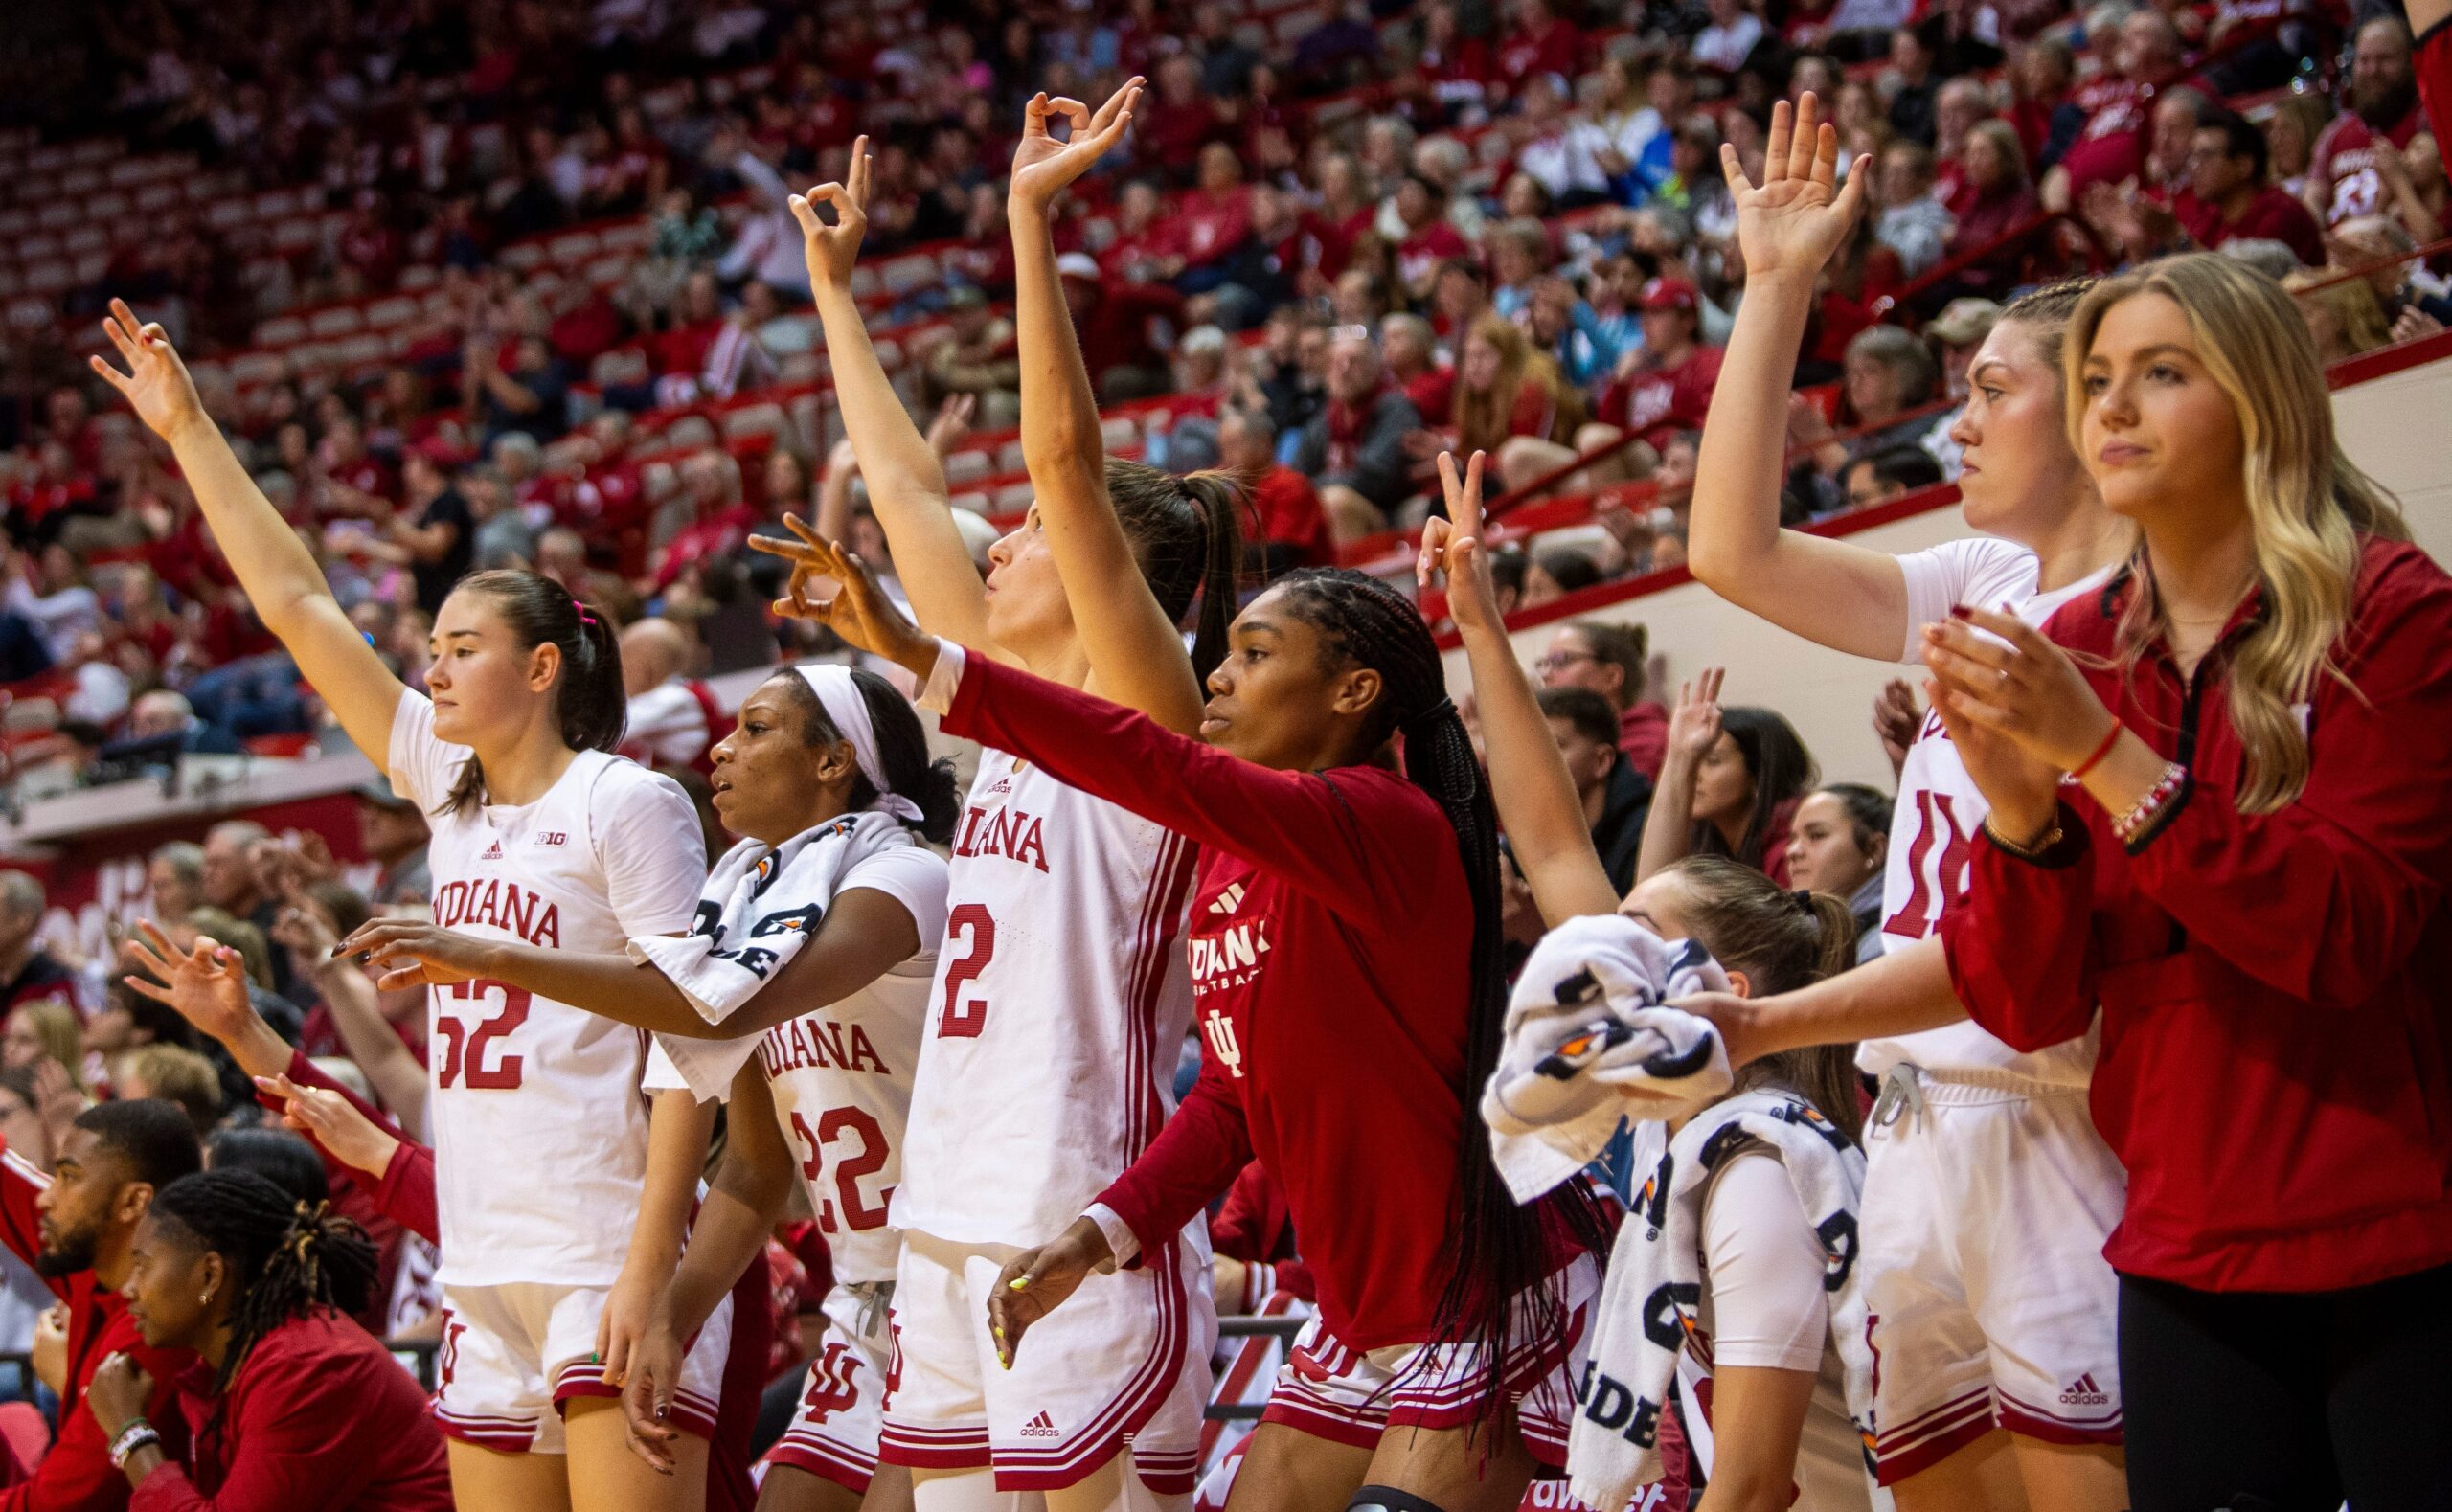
left=2281, top=268, right=2393, bottom=363
left=1918, top=251, right=2452, bottom=1508
left=2, top=999, right=85, bottom=1095
left=1450, top=315, right=1586, bottom=490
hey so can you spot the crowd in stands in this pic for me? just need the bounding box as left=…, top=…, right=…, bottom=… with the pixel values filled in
left=0, top=0, right=2444, bottom=804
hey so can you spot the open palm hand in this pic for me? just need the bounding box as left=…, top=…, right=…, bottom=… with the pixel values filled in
left=1726, top=94, right=1866, bottom=283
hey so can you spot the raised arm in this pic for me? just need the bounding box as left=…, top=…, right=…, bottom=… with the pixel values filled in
left=273, top=904, right=427, bottom=1135
left=340, top=887, right=922, bottom=1040
left=1006, top=82, right=1208, bottom=733
left=1684, top=97, right=1909, bottom=663
left=781, top=140, right=1002, bottom=657
left=1419, top=452, right=1619, bottom=922
left=1634, top=669, right=1725, bottom=884
left=91, top=302, right=405, bottom=766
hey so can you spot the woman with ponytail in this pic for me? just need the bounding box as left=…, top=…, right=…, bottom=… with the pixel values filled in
left=1426, top=454, right=1878, bottom=1510
left=1918, top=252, right=2452, bottom=1509
left=92, top=304, right=732, bottom=1510
left=752, top=96, right=1242, bottom=1512
left=83, top=1168, right=451, bottom=1508
left=770, top=458, right=1608, bottom=1512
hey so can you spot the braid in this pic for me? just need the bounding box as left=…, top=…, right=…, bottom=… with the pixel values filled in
left=1270, top=570, right=1611, bottom=1421
left=148, top=1171, right=380, bottom=1397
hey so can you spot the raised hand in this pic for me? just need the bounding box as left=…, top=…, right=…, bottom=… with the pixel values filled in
left=988, top=1216, right=1112, bottom=1366
left=1010, top=80, right=1144, bottom=215
left=334, top=918, right=489, bottom=991
left=123, top=921, right=256, bottom=1045
left=1417, top=451, right=1503, bottom=637
left=259, top=1072, right=399, bottom=1179
left=1873, top=677, right=1921, bottom=778
left=1666, top=667, right=1728, bottom=765
left=789, top=135, right=872, bottom=295
left=89, top=299, right=212, bottom=446
left=1724, top=93, right=1866, bottom=283
left=925, top=393, right=977, bottom=458
left=750, top=515, right=938, bottom=672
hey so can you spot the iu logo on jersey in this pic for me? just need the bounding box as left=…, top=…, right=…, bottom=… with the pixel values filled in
left=1201, top=1008, right=1245, bottom=1079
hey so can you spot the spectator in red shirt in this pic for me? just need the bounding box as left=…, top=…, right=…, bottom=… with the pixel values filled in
left=1139, top=55, right=1227, bottom=179
left=1946, top=120, right=2045, bottom=268
left=82, top=1168, right=453, bottom=1511
left=1096, top=180, right=1185, bottom=284
left=1391, top=176, right=1472, bottom=300
left=0, top=1098, right=200, bottom=1512
left=1173, top=145, right=1256, bottom=288
left=1590, top=278, right=1726, bottom=463
left=1056, top=253, right=1186, bottom=403
left=2172, top=109, right=2327, bottom=264
left=1493, top=0, right=1582, bottom=98
left=1218, top=407, right=1328, bottom=575
left=2305, top=15, right=2424, bottom=226
left=2043, top=9, right=2184, bottom=209
left=1380, top=313, right=1452, bottom=425
left=1919, top=254, right=2452, bottom=1510
left=1533, top=618, right=1668, bottom=780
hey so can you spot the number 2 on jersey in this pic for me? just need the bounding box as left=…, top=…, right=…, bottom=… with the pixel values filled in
left=789, top=1107, right=893, bottom=1233
left=433, top=979, right=532, bottom=1090
left=937, top=903, right=994, bottom=1037
left=1881, top=791, right=1975, bottom=939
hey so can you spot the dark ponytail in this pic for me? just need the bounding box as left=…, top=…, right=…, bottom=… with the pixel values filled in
left=1105, top=457, right=1247, bottom=683
left=148, top=1170, right=380, bottom=1398
left=437, top=570, right=628, bottom=816
left=770, top=667, right=964, bottom=846
left=1269, top=568, right=1610, bottom=1420
left=1658, top=856, right=1865, bottom=1143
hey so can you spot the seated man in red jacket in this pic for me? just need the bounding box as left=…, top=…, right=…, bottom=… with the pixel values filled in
left=1057, top=253, right=1186, bottom=404
left=0, top=1100, right=200, bottom=1512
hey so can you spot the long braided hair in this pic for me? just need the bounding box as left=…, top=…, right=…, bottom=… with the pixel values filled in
left=148, top=1170, right=380, bottom=1398
left=1267, top=569, right=1611, bottom=1417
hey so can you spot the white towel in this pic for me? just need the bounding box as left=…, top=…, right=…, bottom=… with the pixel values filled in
left=1567, top=1091, right=1873, bottom=1509
left=632, top=809, right=916, bottom=1100
left=1484, top=914, right=1736, bottom=1202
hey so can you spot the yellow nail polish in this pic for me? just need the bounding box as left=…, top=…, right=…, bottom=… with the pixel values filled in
left=1009, top=1277, right=1028, bottom=1290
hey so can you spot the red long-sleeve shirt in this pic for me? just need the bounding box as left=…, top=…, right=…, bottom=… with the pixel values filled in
left=1941, top=538, right=2452, bottom=1292
left=0, top=1138, right=191, bottom=1512
left=127, top=1309, right=452, bottom=1512
left=939, top=653, right=1518, bottom=1349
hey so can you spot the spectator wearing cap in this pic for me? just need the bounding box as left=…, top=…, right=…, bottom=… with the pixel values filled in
left=923, top=286, right=1023, bottom=430
left=1056, top=252, right=1186, bottom=404
left=1535, top=618, right=1668, bottom=780
left=1584, top=278, right=1723, bottom=464
left=1919, top=296, right=2001, bottom=474
left=1291, top=328, right=1421, bottom=543
left=355, top=778, right=431, bottom=909
left=1537, top=687, right=1656, bottom=896
left=1219, top=409, right=1328, bottom=578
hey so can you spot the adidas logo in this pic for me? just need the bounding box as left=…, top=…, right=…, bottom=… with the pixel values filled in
left=1208, top=882, right=1247, bottom=915
left=1017, top=1411, right=1058, bottom=1439
left=481, top=841, right=503, bottom=861
left=2058, top=1373, right=2109, bottom=1408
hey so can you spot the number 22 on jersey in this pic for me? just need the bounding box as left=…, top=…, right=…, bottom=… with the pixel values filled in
left=791, top=1107, right=893, bottom=1234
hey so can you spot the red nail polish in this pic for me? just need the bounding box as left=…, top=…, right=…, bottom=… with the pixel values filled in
left=1947, top=605, right=1972, bottom=620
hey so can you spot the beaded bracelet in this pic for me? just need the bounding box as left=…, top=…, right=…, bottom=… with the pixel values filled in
left=108, top=1419, right=159, bottom=1471
left=2112, top=762, right=2187, bottom=846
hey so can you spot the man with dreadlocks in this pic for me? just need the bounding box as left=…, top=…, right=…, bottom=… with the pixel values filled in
left=82, top=1168, right=452, bottom=1510
left=772, top=485, right=1609, bottom=1512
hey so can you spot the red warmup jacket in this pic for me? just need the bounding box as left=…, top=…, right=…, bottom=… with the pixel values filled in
left=128, top=1309, right=452, bottom=1512
left=939, top=652, right=1575, bottom=1349
left=0, top=1139, right=192, bottom=1512
left=273, top=1054, right=766, bottom=1511
left=1942, top=538, right=2452, bottom=1293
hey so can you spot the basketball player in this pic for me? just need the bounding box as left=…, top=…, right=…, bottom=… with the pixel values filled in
left=759, top=109, right=1240, bottom=1512
left=1676, top=100, right=2128, bottom=1509
left=344, top=666, right=959, bottom=1512
left=767, top=511, right=1608, bottom=1512
left=90, top=302, right=732, bottom=1512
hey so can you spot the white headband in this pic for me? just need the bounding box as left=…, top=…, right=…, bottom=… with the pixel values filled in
left=797, top=665, right=923, bottom=824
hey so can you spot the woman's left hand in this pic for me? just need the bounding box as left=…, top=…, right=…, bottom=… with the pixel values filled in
left=1919, top=606, right=2115, bottom=772
left=332, top=920, right=489, bottom=990
left=84, top=1351, right=153, bottom=1436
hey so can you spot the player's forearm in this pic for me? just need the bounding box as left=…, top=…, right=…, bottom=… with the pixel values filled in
left=668, top=1168, right=784, bottom=1338
left=164, top=417, right=339, bottom=638
left=307, top=960, right=428, bottom=1135
left=1634, top=754, right=1700, bottom=884
left=473, top=942, right=709, bottom=1036
left=1740, top=935, right=1964, bottom=1057
left=1010, top=204, right=1106, bottom=485
left=629, top=1092, right=718, bottom=1282
left=1460, top=621, right=1618, bottom=922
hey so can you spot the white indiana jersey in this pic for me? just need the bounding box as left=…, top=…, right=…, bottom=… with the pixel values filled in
left=1859, top=537, right=2117, bottom=1086
left=388, top=693, right=707, bottom=1288
left=894, top=747, right=1199, bottom=1248
left=749, top=843, right=947, bottom=1288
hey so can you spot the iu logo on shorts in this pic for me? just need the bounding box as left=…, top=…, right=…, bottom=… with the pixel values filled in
left=800, top=1343, right=863, bottom=1425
